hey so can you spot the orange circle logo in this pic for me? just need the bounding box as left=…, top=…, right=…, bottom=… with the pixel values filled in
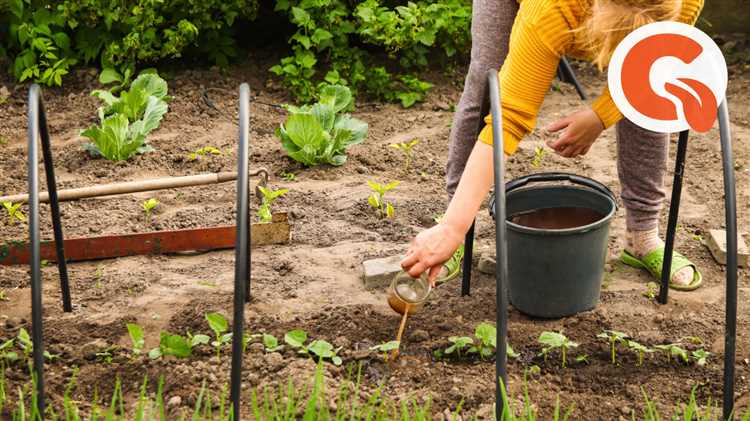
left=608, top=22, right=727, bottom=133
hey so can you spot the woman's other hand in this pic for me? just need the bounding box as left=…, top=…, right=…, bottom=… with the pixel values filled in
left=401, top=222, right=464, bottom=286
left=545, top=108, right=604, bottom=158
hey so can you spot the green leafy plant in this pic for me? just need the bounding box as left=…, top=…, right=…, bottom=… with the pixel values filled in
left=654, top=343, right=689, bottom=364
left=626, top=340, right=654, bottom=366
left=367, top=180, right=400, bottom=218
left=141, top=198, right=159, bottom=221
left=389, top=139, right=419, bottom=172
left=471, top=322, right=496, bottom=360
left=188, top=146, right=222, bottom=161
left=257, top=187, right=289, bottom=223
left=393, top=75, right=432, bottom=108
left=15, top=328, right=56, bottom=362
left=643, top=282, right=659, bottom=300
left=149, top=332, right=193, bottom=359
left=369, top=340, right=400, bottom=361
left=531, top=146, right=546, bottom=168
left=2, top=202, right=26, bottom=225
left=82, top=73, right=169, bottom=161
left=95, top=346, right=116, bottom=364
left=206, top=313, right=232, bottom=357
left=284, top=329, right=308, bottom=349
left=126, top=323, right=145, bottom=357
left=305, top=339, right=343, bottom=366
left=692, top=349, right=710, bottom=366
left=538, top=331, right=579, bottom=368
left=262, top=334, right=284, bottom=353
left=276, top=85, right=368, bottom=167
left=444, top=336, right=473, bottom=358
left=597, top=330, right=630, bottom=365
left=0, top=338, right=18, bottom=363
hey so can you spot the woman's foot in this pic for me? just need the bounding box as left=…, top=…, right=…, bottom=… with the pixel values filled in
left=625, top=228, right=695, bottom=287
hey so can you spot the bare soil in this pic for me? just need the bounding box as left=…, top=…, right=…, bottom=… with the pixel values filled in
left=1, top=54, right=750, bottom=420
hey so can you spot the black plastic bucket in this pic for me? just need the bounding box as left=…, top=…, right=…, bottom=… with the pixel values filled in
left=490, top=173, right=617, bottom=318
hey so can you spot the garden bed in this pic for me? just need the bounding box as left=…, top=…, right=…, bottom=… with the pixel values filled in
left=1, top=56, right=750, bottom=419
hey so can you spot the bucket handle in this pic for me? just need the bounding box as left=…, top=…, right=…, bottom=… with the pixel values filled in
left=490, top=172, right=618, bottom=219
left=506, top=172, right=617, bottom=206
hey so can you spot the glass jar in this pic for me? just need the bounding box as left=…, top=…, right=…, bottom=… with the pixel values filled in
left=387, top=271, right=432, bottom=315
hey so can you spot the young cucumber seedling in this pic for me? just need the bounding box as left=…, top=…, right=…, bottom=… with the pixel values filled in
left=389, top=139, right=419, bottom=172
left=597, top=330, right=630, bottom=365
left=257, top=186, right=289, bottom=223
left=188, top=146, right=222, bottom=161
left=142, top=198, right=159, bottom=221
left=206, top=313, right=232, bottom=357
left=126, top=323, right=146, bottom=357
left=538, top=331, right=578, bottom=368
left=2, top=201, right=26, bottom=225
left=370, top=341, right=400, bottom=362
left=626, top=340, right=654, bottom=367
left=367, top=180, right=400, bottom=218
left=653, top=343, right=689, bottom=364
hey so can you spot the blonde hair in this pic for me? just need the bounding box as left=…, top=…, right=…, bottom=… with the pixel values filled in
left=576, top=0, right=682, bottom=70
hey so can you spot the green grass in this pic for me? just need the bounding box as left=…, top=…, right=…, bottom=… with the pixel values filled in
left=1, top=362, right=749, bottom=420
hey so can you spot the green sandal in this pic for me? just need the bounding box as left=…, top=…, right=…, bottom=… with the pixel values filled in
left=620, top=248, right=702, bottom=291
left=435, top=244, right=465, bottom=285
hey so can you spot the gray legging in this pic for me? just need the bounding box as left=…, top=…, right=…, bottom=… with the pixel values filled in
left=445, top=0, right=668, bottom=231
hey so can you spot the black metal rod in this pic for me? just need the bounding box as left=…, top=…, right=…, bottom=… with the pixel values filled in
left=231, top=83, right=251, bottom=419
left=487, top=70, right=509, bottom=418
left=37, top=98, right=72, bottom=312
left=461, top=221, right=475, bottom=296
left=718, top=100, right=737, bottom=421
left=28, top=85, right=46, bottom=415
left=557, top=57, right=587, bottom=100
left=658, top=130, right=689, bottom=304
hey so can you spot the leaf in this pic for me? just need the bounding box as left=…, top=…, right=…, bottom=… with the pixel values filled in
left=332, top=356, right=342, bottom=366
left=159, top=333, right=192, bottom=358
left=507, top=343, right=519, bottom=359
left=311, top=28, right=333, bottom=44
left=148, top=348, right=162, bottom=360
left=99, top=68, right=123, bottom=85
left=307, top=339, right=335, bottom=359
left=385, top=202, right=394, bottom=218
left=126, top=323, right=145, bottom=352
left=81, top=114, right=144, bottom=161
left=263, top=334, right=280, bottom=351
left=332, top=115, right=368, bottom=147
left=130, top=96, right=168, bottom=138
left=91, top=89, right=118, bottom=107
left=367, top=194, right=380, bottom=209
left=475, top=323, right=496, bottom=348
left=384, top=181, right=401, bottom=191
left=318, top=84, right=352, bottom=114
left=205, top=313, right=229, bottom=335
left=9, top=0, right=23, bottom=18
left=130, top=73, right=168, bottom=100
left=370, top=341, right=400, bottom=352
left=284, top=329, right=308, bottom=348
left=191, top=334, right=211, bottom=347
left=538, top=331, right=566, bottom=348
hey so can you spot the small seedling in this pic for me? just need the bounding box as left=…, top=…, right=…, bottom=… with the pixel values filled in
left=15, top=328, right=56, bottom=361
left=367, top=180, right=400, bottom=218
left=445, top=336, right=474, bottom=358
left=692, top=349, right=711, bottom=366
left=597, top=330, right=630, bottom=365
left=257, top=186, right=289, bottom=223
left=95, top=346, right=116, bottom=364
left=126, top=323, right=145, bottom=357
left=527, top=365, right=541, bottom=376
left=206, top=313, right=232, bottom=357
left=654, top=343, right=689, bottom=364
left=507, top=343, right=520, bottom=359
left=187, top=331, right=210, bottom=348
left=538, top=331, right=578, bottom=368
left=682, top=336, right=704, bottom=346
left=284, top=329, right=308, bottom=350
left=0, top=290, right=8, bottom=302
left=142, top=198, right=159, bottom=221
left=389, top=139, right=419, bottom=172
left=188, top=146, right=222, bottom=161
left=370, top=341, right=400, bottom=362
left=280, top=171, right=296, bottom=182
left=471, top=322, right=496, bottom=360
left=262, top=334, right=284, bottom=352
left=1, top=338, right=18, bottom=362
left=149, top=332, right=192, bottom=359
left=531, top=146, right=546, bottom=168
left=643, top=282, right=659, bottom=300
left=2, top=201, right=26, bottom=225
left=575, top=354, right=590, bottom=364
left=626, top=340, right=654, bottom=366
left=305, top=339, right=342, bottom=366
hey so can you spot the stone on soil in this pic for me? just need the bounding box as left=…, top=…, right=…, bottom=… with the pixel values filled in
left=362, top=255, right=403, bottom=288
left=705, top=229, right=749, bottom=267
left=478, top=254, right=496, bottom=275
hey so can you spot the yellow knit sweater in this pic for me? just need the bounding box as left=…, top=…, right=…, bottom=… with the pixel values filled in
left=478, top=0, right=704, bottom=154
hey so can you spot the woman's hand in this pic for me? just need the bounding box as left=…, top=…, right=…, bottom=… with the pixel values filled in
left=401, top=222, right=465, bottom=286
left=545, top=108, right=604, bottom=158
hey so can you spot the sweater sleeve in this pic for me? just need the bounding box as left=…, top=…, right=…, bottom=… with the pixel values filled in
left=477, top=14, right=562, bottom=155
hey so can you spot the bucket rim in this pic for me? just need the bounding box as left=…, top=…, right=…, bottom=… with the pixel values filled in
left=505, top=185, right=616, bottom=235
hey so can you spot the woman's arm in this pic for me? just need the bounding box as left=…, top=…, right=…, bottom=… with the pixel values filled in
left=401, top=141, right=500, bottom=283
